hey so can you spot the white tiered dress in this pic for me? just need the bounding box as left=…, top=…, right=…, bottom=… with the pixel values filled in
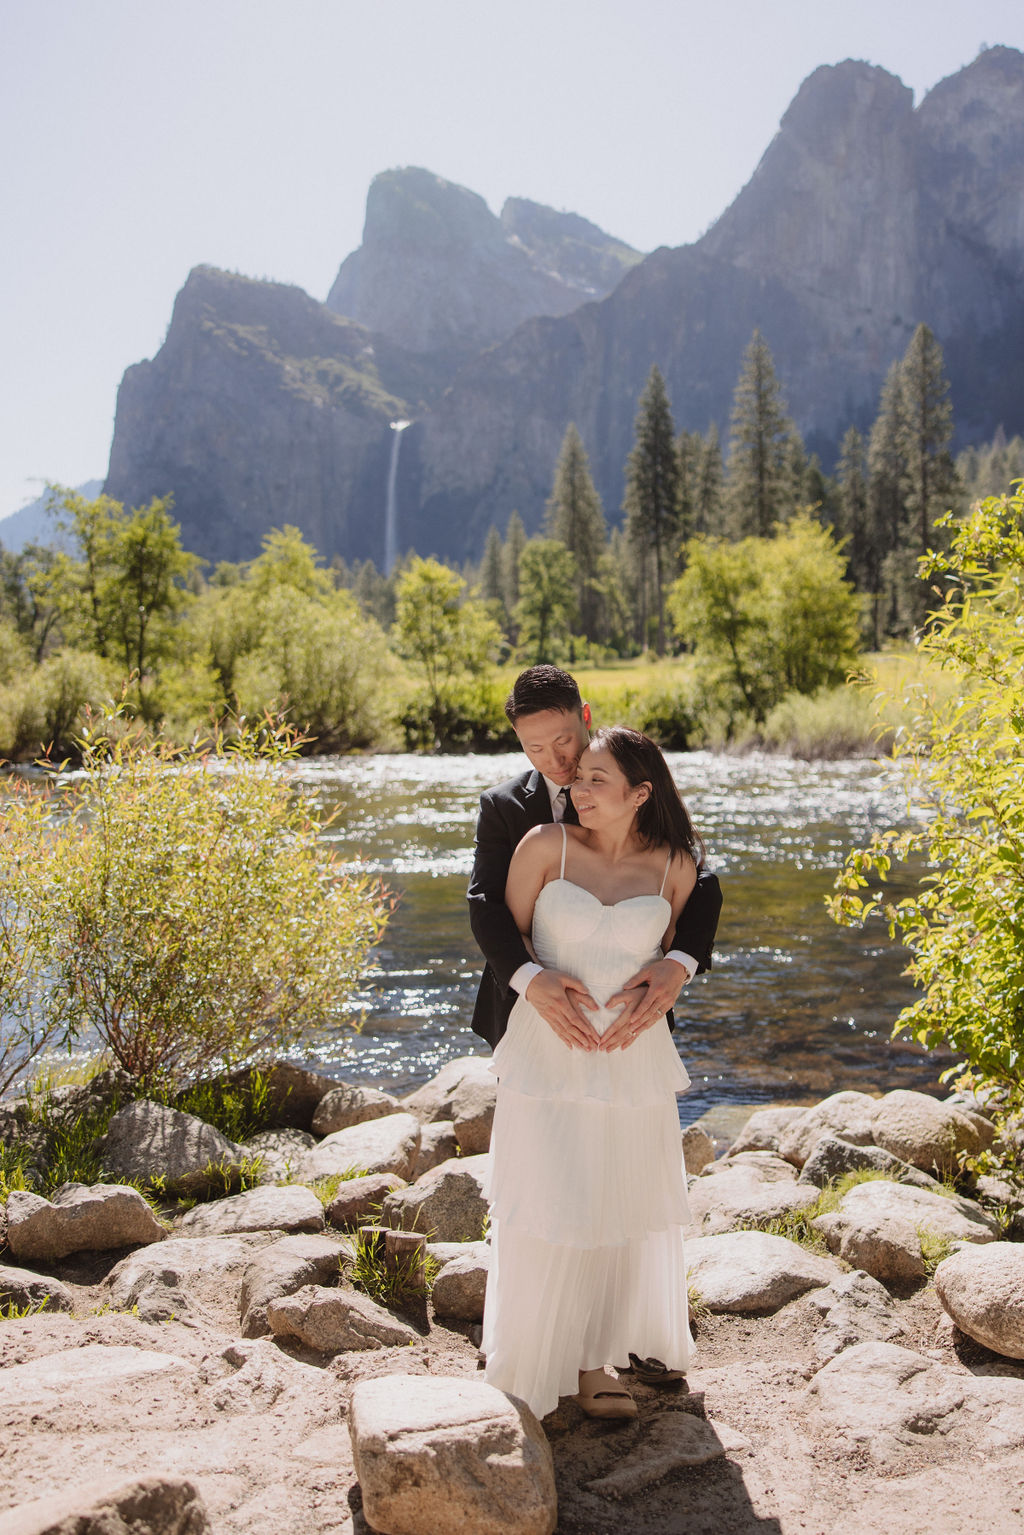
left=482, top=826, right=693, bottom=1419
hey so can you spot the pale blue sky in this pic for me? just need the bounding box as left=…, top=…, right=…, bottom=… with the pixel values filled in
left=2, top=0, right=1023, bottom=521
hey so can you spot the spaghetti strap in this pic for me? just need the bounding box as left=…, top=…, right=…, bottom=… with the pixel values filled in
left=559, top=822, right=568, bottom=880
left=658, top=851, right=672, bottom=898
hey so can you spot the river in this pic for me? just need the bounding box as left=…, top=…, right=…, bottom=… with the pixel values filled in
left=288, top=750, right=942, bottom=1129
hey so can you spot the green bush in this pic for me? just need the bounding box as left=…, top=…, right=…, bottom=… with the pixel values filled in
left=830, top=487, right=1024, bottom=1099
left=1, top=714, right=392, bottom=1093
left=760, top=685, right=891, bottom=760
left=0, top=648, right=119, bottom=761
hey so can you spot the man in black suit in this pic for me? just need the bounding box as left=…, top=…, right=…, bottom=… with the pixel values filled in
left=468, top=665, right=722, bottom=1050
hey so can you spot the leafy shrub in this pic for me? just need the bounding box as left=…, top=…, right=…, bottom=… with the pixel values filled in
left=0, top=648, right=119, bottom=761
left=830, top=488, right=1024, bottom=1100
left=1, top=714, right=392, bottom=1093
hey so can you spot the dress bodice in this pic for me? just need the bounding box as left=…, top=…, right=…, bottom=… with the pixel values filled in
left=531, top=878, right=669, bottom=1007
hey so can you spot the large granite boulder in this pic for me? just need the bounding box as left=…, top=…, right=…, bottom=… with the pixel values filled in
left=0, top=1262, right=74, bottom=1315
left=101, top=1100, right=247, bottom=1196
left=813, top=1178, right=998, bottom=1284
left=5, top=1184, right=166, bottom=1262
left=311, top=1081, right=402, bottom=1136
left=687, top=1155, right=819, bottom=1235
left=103, top=1230, right=281, bottom=1324
left=727, top=1105, right=805, bottom=1156
left=778, top=1091, right=879, bottom=1167
left=324, top=1172, right=408, bottom=1229
left=431, top=1248, right=490, bottom=1321
left=686, top=1230, right=839, bottom=1313
left=293, top=1112, right=421, bottom=1183
left=682, top=1123, right=715, bottom=1174
left=266, top=1283, right=417, bottom=1351
left=238, top=1231, right=353, bottom=1337
left=797, top=1134, right=939, bottom=1190
left=411, top=1121, right=459, bottom=1178
left=869, top=1088, right=994, bottom=1173
left=0, top=1475, right=209, bottom=1535
left=349, top=1373, right=557, bottom=1535
left=450, top=1069, right=497, bottom=1155
left=934, top=1242, right=1024, bottom=1358
left=382, top=1154, right=489, bottom=1243
left=175, top=1183, right=324, bottom=1238
left=237, top=1127, right=315, bottom=1183
left=401, top=1056, right=494, bottom=1123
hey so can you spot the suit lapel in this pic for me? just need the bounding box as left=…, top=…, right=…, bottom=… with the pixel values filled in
left=523, top=768, right=553, bottom=825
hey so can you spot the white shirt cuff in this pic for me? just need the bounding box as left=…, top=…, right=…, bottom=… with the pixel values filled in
left=510, top=961, right=543, bottom=995
left=665, top=950, right=697, bottom=982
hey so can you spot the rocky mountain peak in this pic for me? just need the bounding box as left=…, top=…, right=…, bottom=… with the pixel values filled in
left=325, top=167, right=638, bottom=357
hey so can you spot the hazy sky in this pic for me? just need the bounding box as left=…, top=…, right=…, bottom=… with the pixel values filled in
left=3, top=0, right=1023, bottom=521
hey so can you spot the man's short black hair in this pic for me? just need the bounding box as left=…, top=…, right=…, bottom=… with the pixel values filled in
left=504, top=665, right=583, bottom=725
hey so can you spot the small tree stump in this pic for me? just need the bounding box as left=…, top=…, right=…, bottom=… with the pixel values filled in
left=358, top=1224, right=427, bottom=1292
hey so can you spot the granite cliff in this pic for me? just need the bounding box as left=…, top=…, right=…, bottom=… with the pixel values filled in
left=104, top=48, right=1024, bottom=567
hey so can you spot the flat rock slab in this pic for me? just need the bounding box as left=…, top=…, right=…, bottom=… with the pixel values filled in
left=432, top=1249, right=489, bottom=1321
left=382, top=1154, right=489, bottom=1243
left=325, top=1172, right=407, bottom=1229
left=587, top=1414, right=752, bottom=1495
left=934, top=1242, right=1024, bottom=1358
left=814, top=1177, right=998, bottom=1284
left=0, top=1263, right=74, bottom=1315
left=0, top=1344, right=199, bottom=1433
left=176, top=1183, right=324, bottom=1238
left=239, top=1231, right=354, bottom=1337
left=1, top=1474, right=209, bottom=1535
left=311, top=1081, right=402, bottom=1136
left=808, top=1267, right=906, bottom=1362
left=807, top=1339, right=1024, bottom=1464
left=101, top=1100, right=246, bottom=1196
left=294, top=1112, right=421, bottom=1183
left=686, top=1230, right=840, bottom=1313
left=5, top=1184, right=166, bottom=1262
left=400, top=1055, right=494, bottom=1124
left=103, top=1230, right=281, bottom=1323
left=687, top=1163, right=819, bottom=1236
left=266, top=1282, right=417, bottom=1351
left=350, top=1372, right=556, bottom=1535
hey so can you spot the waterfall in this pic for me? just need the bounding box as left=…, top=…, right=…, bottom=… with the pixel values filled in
left=385, top=420, right=411, bottom=575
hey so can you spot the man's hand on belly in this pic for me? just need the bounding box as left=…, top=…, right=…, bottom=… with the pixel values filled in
left=525, top=969, right=602, bottom=1051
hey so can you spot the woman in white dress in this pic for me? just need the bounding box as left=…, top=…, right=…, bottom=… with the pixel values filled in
left=482, top=725, right=702, bottom=1422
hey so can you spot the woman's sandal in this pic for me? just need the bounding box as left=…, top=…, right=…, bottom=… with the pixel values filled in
left=627, top=1353, right=685, bottom=1386
left=575, top=1368, right=639, bottom=1421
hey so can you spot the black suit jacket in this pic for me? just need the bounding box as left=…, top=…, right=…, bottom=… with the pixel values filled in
left=468, top=767, right=722, bottom=1048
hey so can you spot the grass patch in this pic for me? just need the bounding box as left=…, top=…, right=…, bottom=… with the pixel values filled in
left=170, top=1069, right=282, bottom=1146
left=348, top=1242, right=440, bottom=1309
left=289, top=1167, right=371, bottom=1205
left=918, top=1229, right=957, bottom=1275
left=687, top=1285, right=711, bottom=1323
left=0, top=1143, right=31, bottom=1198
left=746, top=1168, right=894, bottom=1253
left=0, top=1297, right=54, bottom=1320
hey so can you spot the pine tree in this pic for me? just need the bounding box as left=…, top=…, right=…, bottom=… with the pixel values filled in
left=725, top=330, right=796, bottom=537
left=623, top=365, right=681, bottom=654
left=501, top=511, right=527, bottom=632
left=897, top=323, right=957, bottom=561
left=867, top=361, right=907, bottom=636
left=676, top=430, right=703, bottom=548
left=544, top=423, right=607, bottom=640
left=695, top=424, right=724, bottom=535
left=480, top=526, right=505, bottom=605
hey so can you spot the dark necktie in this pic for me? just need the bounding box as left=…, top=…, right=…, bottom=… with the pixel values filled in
left=554, top=786, right=569, bottom=822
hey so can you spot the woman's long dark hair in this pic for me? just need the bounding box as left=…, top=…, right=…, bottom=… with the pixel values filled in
left=589, top=725, right=705, bottom=865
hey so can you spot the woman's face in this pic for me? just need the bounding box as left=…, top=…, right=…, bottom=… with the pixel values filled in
left=571, top=742, right=649, bottom=824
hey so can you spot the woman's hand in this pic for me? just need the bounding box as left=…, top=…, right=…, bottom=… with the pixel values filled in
left=526, top=969, right=602, bottom=1051
left=599, top=956, right=690, bottom=1050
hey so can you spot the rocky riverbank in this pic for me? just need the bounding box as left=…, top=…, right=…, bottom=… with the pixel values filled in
left=2, top=1061, right=1023, bottom=1534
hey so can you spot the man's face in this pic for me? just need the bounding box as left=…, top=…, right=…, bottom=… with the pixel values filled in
left=512, top=706, right=591, bottom=787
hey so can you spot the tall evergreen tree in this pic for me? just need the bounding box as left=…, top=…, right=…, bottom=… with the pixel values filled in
left=501, top=511, right=527, bottom=635
left=545, top=423, right=607, bottom=640
left=867, top=361, right=907, bottom=636
left=623, top=365, right=681, bottom=654
left=725, top=330, right=797, bottom=537
left=480, top=525, right=505, bottom=605
left=897, top=323, right=957, bottom=561
left=695, top=424, right=724, bottom=535
left=676, top=430, right=703, bottom=548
